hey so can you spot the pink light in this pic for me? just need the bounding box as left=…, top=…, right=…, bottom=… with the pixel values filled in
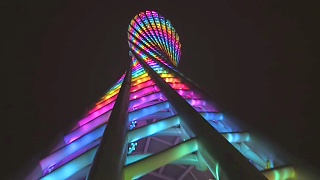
left=88, top=95, right=117, bottom=115
left=130, top=80, right=154, bottom=92
left=64, top=110, right=111, bottom=144
left=79, top=101, right=115, bottom=126
left=130, top=86, right=160, bottom=100
left=68, top=137, right=77, bottom=144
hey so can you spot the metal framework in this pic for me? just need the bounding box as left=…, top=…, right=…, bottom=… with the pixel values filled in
left=18, top=10, right=318, bottom=180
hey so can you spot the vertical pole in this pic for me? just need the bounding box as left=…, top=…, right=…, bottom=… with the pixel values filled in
left=87, top=61, right=132, bottom=180
left=133, top=52, right=267, bottom=180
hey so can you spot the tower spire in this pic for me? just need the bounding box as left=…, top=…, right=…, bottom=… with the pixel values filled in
left=19, top=10, right=317, bottom=180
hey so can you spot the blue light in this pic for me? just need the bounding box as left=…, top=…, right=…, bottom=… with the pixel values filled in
left=129, top=121, right=137, bottom=130
left=128, top=142, right=138, bottom=154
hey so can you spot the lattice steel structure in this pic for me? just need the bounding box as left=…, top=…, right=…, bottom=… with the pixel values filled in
left=19, top=10, right=317, bottom=180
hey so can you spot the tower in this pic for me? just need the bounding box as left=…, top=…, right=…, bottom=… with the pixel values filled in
left=20, top=10, right=317, bottom=180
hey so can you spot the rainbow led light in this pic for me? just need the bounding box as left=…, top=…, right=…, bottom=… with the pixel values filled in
left=128, top=11, right=181, bottom=67
left=22, top=10, right=312, bottom=180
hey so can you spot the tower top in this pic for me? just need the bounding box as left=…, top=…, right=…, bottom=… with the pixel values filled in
left=128, top=10, right=181, bottom=67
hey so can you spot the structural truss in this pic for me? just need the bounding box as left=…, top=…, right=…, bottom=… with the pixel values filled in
left=21, top=10, right=317, bottom=180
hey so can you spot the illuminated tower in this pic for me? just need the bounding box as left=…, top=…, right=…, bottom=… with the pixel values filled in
left=20, top=11, right=317, bottom=180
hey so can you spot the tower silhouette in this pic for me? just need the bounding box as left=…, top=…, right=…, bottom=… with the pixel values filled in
left=21, top=10, right=317, bottom=180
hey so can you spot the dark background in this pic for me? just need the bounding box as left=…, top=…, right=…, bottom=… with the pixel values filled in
left=1, top=0, right=319, bottom=178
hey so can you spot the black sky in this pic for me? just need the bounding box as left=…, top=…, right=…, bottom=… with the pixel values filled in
left=1, top=0, right=319, bottom=178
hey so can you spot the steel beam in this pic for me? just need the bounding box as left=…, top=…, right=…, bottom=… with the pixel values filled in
left=126, top=153, right=199, bottom=166
left=261, top=165, right=295, bottom=180
left=144, top=137, right=151, bottom=153
left=127, top=115, right=180, bottom=143
left=123, top=138, right=198, bottom=180
left=132, top=50, right=267, bottom=180
left=87, top=62, right=132, bottom=180
left=149, top=172, right=174, bottom=180
left=221, top=132, right=250, bottom=143
left=152, top=137, right=174, bottom=146
left=178, top=166, right=193, bottom=180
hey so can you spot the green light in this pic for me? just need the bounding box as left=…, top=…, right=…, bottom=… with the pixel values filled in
left=215, top=163, right=220, bottom=180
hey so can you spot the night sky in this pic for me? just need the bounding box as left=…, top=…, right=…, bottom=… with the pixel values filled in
left=1, top=0, right=319, bottom=178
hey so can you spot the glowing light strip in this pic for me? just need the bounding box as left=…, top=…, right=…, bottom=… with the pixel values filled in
left=36, top=11, right=298, bottom=180
left=88, top=95, right=118, bottom=115
left=146, top=11, right=165, bottom=53
left=132, top=76, right=151, bottom=86
left=151, top=11, right=167, bottom=55
left=78, top=100, right=115, bottom=126
left=65, top=110, right=111, bottom=143
left=129, top=34, right=163, bottom=61
left=128, top=26, right=160, bottom=56
left=130, top=16, right=152, bottom=44
left=67, top=72, right=125, bottom=131
left=139, top=12, right=161, bottom=48
left=124, top=138, right=198, bottom=180
left=132, top=72, right=148, bottom=80
left=139, top=53, right=278, bottom=174
left=128, top=11, right=181, bottom=66
left=40, top=125, right=105, bottom=170
left=128, top=101, right=170, bottom=121
left=159, top=16, right=170, bottom=57
left=40, top=146, right=98, bottom=180
left=262, top=166, right=295, bottom=180
left=130, top=80, right=155, bottom=92
left=134, top=54, right=220, bottom=114
left=45, top=91, right=172, bottom=174
left=129, top=86, right=160, bottom=100
left=134, top=15, right=157, bottom=47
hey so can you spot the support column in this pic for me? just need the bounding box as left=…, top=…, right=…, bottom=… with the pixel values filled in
left=87, top=61, right=132, bottom=180
left=133, top=51, right=267, bottom=180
